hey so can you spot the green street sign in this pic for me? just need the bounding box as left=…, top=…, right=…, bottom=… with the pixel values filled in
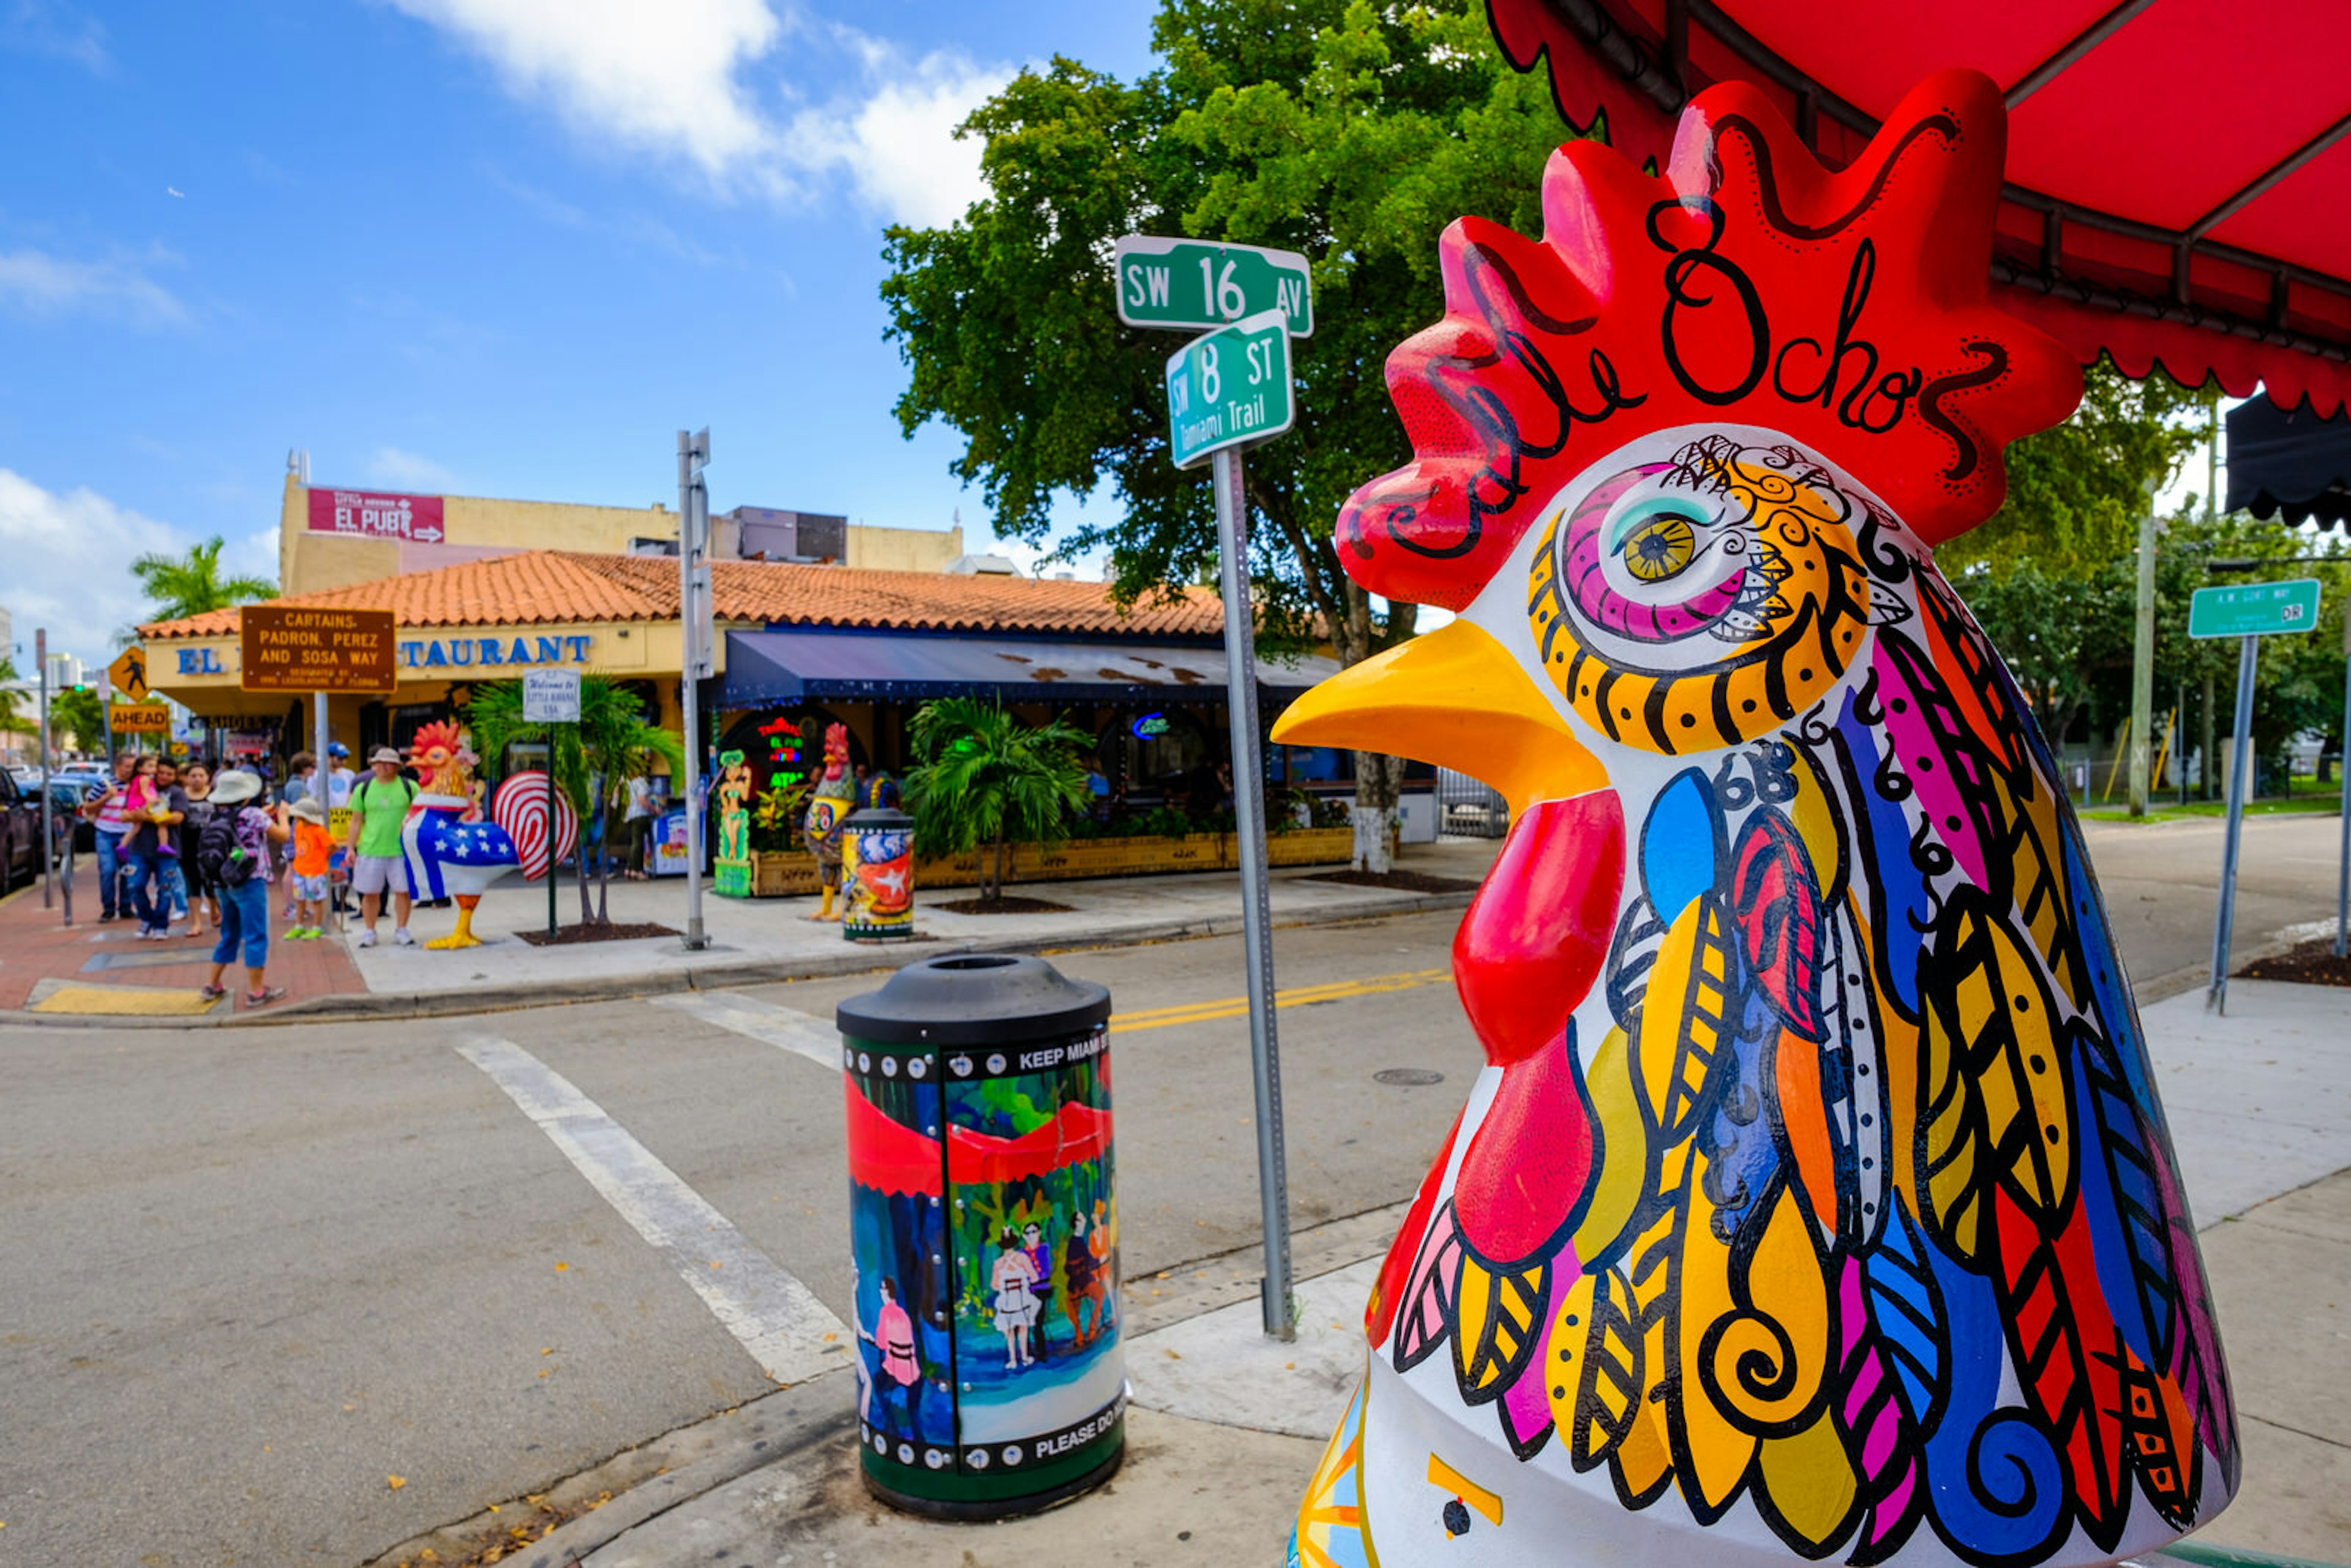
left=1164, top=310, right=1293, bottom=470
left=2189, top=578, right=2323, bottom=639
left=1116, top=235, right=1313, bottom=337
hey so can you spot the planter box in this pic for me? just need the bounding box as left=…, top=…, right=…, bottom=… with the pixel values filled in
left=715, top=849, right=824, bottom=898
left=726, top=827, right=1359, bottom=897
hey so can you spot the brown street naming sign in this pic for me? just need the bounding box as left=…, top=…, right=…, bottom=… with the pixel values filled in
left=239, top=605, right=398, bottom=694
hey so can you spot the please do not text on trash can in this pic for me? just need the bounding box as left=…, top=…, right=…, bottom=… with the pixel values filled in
left=836, top=953, right=1125, bottom=1518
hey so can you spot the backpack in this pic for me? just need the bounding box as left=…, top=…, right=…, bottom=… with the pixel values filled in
left=199, top=807, right=257, bottom=889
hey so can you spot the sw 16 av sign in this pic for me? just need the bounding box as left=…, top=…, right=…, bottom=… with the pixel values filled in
left=239, top=606, right=398, bottom=694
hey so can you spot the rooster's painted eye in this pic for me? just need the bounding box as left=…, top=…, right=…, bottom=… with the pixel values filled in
left=1614, top=504, right=1700, bottom=583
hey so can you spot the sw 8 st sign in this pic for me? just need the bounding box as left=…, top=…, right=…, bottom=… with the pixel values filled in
left=1163, top=310, right=1292, bottom=470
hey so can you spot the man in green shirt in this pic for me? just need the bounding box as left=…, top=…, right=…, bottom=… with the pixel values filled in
left=345, top=747, right=417, bottom=948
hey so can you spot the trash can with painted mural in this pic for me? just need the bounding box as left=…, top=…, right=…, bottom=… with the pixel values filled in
left=841, top=806, right=916, bottom=941
left=836, top=953, right=1125, bottom=1518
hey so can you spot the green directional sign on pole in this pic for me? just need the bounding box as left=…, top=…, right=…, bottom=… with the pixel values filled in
left=2188, top=578, right=2323, bottom=639
left=1164, top=310, right=1292, bottom=470
left=1116, top=236, right=1313, bottom=337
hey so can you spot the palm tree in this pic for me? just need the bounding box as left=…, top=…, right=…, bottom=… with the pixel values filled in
left=904, top=697, right=1092, bottom=902
left=130, top=536, right=277, bottom=625
left=463, top=677, right=684, bottom=925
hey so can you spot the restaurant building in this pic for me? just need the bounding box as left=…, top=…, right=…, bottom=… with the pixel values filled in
left=136, top=548, right=1347, bottom=811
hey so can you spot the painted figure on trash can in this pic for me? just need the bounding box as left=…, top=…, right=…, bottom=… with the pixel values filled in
left=1270, top=70, right=2237, bottom=1568
left=804, top=722, right=855, bottom=921
left=399, top=720, right=576, bottom=949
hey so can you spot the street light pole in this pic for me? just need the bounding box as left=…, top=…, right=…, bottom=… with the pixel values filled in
left=677, top=429, right=713, bottom=952
left=1212, top=444, right=1294, bottom=1341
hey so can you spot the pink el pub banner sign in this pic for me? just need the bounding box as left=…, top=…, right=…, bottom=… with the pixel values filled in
left=307, top=487, right=445, bottom=543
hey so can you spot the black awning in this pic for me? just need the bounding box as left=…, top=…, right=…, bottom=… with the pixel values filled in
left=2225, top=394, right=2351, bottom=530
left=717, top=629, right=1343, bottom=708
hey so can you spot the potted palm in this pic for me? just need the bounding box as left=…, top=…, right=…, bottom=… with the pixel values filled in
left=903, top=698, right=1090, bottom=907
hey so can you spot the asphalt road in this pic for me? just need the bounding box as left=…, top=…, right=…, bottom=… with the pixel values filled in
left=0, top=811, right=2339, bottom=1567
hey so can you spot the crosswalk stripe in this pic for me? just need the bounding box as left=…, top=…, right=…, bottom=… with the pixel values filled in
left=650, top=989, right=841, bottom=1068
left=456, top=1035, right=848, bottom=1386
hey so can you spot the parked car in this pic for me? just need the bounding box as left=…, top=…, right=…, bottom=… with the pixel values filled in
left=0, top=768, right=40, bottom=893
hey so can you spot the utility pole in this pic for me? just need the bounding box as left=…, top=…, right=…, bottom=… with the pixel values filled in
left=2128, top=478, right=2159, bottom=818
left=677, top=429, right=713, bottom=952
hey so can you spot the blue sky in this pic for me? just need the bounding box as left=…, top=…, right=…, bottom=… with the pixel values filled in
left=0, top=0, right=1160, bottom=664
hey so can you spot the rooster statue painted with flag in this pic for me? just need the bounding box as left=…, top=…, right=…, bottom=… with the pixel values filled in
left=400, top=721, right=578, bottom=950
left=1271, top=70, right=2235, bottom=1568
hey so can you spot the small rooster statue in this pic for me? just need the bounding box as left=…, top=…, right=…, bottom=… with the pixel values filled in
left=400, top=721, right=576, bottom=950
left=1271, top=71, right=2234, bottom=1568
left=803, top=722, right=856, bottom=922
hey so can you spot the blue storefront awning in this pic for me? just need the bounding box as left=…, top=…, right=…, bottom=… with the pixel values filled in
left=718, top=629, right=1343, bottom=709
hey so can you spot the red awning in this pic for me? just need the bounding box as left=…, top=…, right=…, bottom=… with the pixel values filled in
left=1488, top=0, right=2351, bottom=416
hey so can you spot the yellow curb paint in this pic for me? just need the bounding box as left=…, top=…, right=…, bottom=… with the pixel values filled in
left=1111, top=967, right=1454, bottom=1032
left=29, top=985, right=219, bottom=1016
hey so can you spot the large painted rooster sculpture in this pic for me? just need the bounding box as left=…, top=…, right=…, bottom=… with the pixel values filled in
left=1271, top=70, right=2235, bottom=1568
left=400, top=721, right=577, bottom=950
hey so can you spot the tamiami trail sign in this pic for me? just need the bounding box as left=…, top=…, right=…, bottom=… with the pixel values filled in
left=1163, top=310, right=1294, bottom=470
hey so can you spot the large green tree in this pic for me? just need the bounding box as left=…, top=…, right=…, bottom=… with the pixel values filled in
left=881, top=0, right=1570, bottom=861
left=130, top=536, right=277, bottom=626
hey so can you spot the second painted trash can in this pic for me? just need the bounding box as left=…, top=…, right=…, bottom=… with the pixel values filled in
left=836, top=953, right=1124, bottom=1518
left=841, top=806, right=915, bottom=941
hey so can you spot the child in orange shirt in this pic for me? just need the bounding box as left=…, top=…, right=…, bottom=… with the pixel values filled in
left=287, top=798, right=336, bottom=939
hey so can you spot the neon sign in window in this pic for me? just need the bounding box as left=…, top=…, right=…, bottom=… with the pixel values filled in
left=1130, top=711, right=1171, bottom=740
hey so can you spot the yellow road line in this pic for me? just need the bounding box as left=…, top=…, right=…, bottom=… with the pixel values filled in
left=1111, top=967, right=1454, bottom=1032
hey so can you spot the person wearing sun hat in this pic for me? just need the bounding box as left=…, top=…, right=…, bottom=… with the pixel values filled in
left=196, top=769, right=293, bottom=1010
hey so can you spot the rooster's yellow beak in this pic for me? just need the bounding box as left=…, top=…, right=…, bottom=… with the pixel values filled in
left=1270, top=620, right=1604, bottom=818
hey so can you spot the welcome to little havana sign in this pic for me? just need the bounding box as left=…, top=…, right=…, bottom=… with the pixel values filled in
left=1164, top=310, right=1295, bottom=469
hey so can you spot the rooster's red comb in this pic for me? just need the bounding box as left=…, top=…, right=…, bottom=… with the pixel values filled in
left=1338, top=68, right=2080, bottom=612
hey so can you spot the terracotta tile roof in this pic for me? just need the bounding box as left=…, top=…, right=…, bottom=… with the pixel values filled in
left=141, top=550, right=1225, bottom=641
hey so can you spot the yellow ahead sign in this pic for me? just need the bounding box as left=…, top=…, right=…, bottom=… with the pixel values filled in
left=108, top=647, right=152, bottom=702
left=111, top=703, right=171, bottom=734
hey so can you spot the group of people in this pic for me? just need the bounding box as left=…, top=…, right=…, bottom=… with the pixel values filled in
left=81, top=751, right=293, bottom=1007
left=73, top=739, right=434, bottom=1007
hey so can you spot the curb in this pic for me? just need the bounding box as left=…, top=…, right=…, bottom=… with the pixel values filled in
left=0, top=887, right=1477, bottom=1032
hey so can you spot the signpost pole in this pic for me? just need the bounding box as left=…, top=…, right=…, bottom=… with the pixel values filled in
left=677, top=430, right=711, bottom=953
left=313, top=689, right=340, bottom=935
left=2209, top=633, right=2260, bottom=1013
left=37, top=629, right=53, bottom=911
left=2337, top=613, right=2350, bottom=959
left=2128, top=482, right=2158, bottom=818
left=1213, top=445, right=1294, bottom=1340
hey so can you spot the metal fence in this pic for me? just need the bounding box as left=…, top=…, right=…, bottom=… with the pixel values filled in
left=1438, top=768, right=1509, bottom=838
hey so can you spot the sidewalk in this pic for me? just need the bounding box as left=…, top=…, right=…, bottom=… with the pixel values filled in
left=0, top=841, right=1501, bottom=1025
left=0, top=875, right=367, bottom=1019
left=369, top=979, right=2351, bottom=1568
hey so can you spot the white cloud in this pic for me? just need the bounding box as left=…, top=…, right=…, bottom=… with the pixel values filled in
left=366, top=446, right=464, bottom=492
left=383, top=0, right=785, bottom=184
left=387, top=0, right=1003, bottom=226
left=1, top=1, right=110, bottom=75
left=784, top=52, right=1005, bottom=228
left=0, top=469, right=184, bottom=663
left=0, top=247, right=187, bottom=326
